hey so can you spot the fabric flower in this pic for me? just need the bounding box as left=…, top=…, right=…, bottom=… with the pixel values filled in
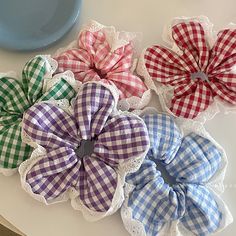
left=54, top=20, right=147, bottom=99
left=121, top=113, right=232, bottom=236
left=140, top=16, right=236, bottom=119
left=0, top=56, right=76, bottom=175
left=19, top=82, right=149, bottom=220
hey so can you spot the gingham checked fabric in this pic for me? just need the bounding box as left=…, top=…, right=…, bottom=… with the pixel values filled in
left=0, top=56, right=76, bottom=170
left=21, top=82, right=149, bottom=213
left=54, top=21, right=147, bottom=99
left=144, top=19, right=236, bottom=119
left=122, top=113, right=225, bottom=236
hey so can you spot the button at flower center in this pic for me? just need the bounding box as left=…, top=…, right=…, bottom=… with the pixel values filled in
left=75, top=139, right=95, bottom=159
left=190, top=71, right=208, bottom=81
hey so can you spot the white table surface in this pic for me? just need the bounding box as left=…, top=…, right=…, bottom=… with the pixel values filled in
left=0, top=0, right=236, bottom=235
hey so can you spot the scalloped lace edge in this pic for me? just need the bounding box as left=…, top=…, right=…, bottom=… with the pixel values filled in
left=136, top=48, right=236, bottom=123
left=120, top=113, right=233, bottom=236
left=118, top=89, right=152, bottom=111
left=54, top=20, right=142, bottom=57
left=52, top=20, right=143, bottom=101
left=0, top=71, right=18, bottom=79
left=19, top=81, right=150, bottom=221
left=0, top=166, right=18, bottom=176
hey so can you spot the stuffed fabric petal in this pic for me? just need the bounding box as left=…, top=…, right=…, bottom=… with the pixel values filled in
left=142, top=114, right=182, bottom=164
left=144, top=46, right=192, bottom=84
left=142, top=18, right=236, bottom=119
left=181, top=184, right=222, bottom=236
left=22, top=103, right=79, bottom=150
left=75, top=156, right=117, bottom=212
left=171, top=81, right=213, bottom=119
left=39, top=77, right=76, bottom=102
left=56, top=48, right=93, bottom=81
left=108, top=72, right=147, bottom=99
left=166, top=133, right=222, bottom=183
left=54, top=22, right=147, bottom=99
left=26, top=147, right=80, bottom=200
left=73, top=83, right=115, bottom=140
left=209, top=80, right=236, bottom=104
left=171, top=22, right=210, bottom=71
left=126, top=160, right=185, bottom=236
left=93, top=114, right=149, bottom=167
left=22, top=56, right=49, bottom=104
left=207, top=28, right=236, bottom=74
left=0, top=77, right=29, bottom=125
left=0, top=124, right=32, bottom=169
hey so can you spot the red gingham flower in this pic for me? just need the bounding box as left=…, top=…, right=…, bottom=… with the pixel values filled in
left=143, top=17, right=236, bottom=119
left=54, top=21, right=147, bottom=99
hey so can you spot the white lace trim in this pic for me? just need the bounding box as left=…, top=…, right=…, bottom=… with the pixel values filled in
left=19, top=81, right=150, bottom=220
left=81, top=20, right=139, bottom=53
left=70, top=173, right=125, bottom=222
left=0, top=71, right=18, bottom=79
left=136, top=45, right=236, bottom=123
left=162, top=16, right=216, bottom=50
left=54, top=20, right=139, bottom=55
left=118, top=89, right=152, bottom=111
left=40, top=55, right=58, bottom=74
left=19, top=146, right=71, bottom=205
left=43, top=70, right=82, bottom=93
left=121, top=111, right=233, bottom=236
left=0, top=166, right=18, bottom=176
left=53, top=20, right=141, bottom=77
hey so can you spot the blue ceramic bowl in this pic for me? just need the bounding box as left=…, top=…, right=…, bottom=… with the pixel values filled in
left=0, top=0, right=82, bottom=51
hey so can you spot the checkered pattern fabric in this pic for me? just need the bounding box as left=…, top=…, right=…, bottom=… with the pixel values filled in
left=0, top=56, right=76, bottom=170
left=54, top=21, right=147, bottom=99
left=22, top=82, right=149, bottom=213
left=144, top=19, right=236, bottom=119
left=142, top=114, right=182, bottom=164
left=122, top=113, right=224, bottom=236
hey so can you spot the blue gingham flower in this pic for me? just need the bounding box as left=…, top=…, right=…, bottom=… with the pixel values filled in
left=121, top=113, right=231, bottom=236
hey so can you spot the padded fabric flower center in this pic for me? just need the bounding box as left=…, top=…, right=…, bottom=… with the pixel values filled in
left=92, top=66, right=107, bottom=79
left=190, top=71, right=208, bottom=81
left=75, top=139, right=96, bottom=159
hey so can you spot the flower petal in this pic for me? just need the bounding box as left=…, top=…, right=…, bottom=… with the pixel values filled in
left=172, top=21, right=210, bottom=71
left=0, top=123, right=32, bottom=169
left=181, top=184, right=222, bottom=235
left=207, top=28, right=236, bottom=74
left=94, top=43, right=124, bottom=74
left=73, top=83, right=115, bottom=140
left=26, top=147, right=79, bottom=200
left=0, top=77, right=29, bottom=125
left=78, top=30, right=107, bottom=56
left=144, top=45, right=191, bottom=85
left=108, top=72, right=147, bottom=98
left=171, top=81, right=213, bottom=118
left=108, top=43, right=133, bottom=74
left=166, top=133, right=222, bottom=183
left=22, top=56, right=53, bottom=104
left=210, top=80, right=236, bottom=105
left=142, top=114, right=182, bottom=164
left=75, top=156, right=117, bottom=212
left=55, top=48, right=92, bottom=81
left=39, top=77, right=76, bottom=102
left=125, top=160, right=185, bottom=236
left=22, top=103, right=78, bottom=149
left=93, top=114, right=149, bottom=166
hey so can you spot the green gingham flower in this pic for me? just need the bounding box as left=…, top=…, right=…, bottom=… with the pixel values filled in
left=0, top=55, right=77, bottom=175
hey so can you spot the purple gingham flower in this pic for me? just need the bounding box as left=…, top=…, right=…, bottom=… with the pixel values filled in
left=20, top=82, right=149, bottom=218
